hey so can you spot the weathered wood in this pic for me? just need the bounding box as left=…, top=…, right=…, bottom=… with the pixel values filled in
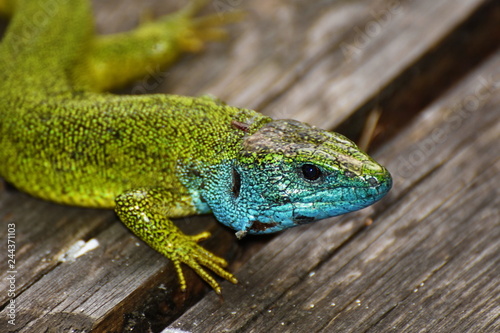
left=0, top=0, right=497, bottom=331
left=0, top=191, right=237, bottom=331
left=157, top=0, right=495, bottom=129
left=168, top=48, right=500, bottom=333
left=0, top=192, right=114, bottom=304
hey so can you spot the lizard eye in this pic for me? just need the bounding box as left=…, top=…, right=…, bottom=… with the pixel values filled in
left=301, top=164, right=322, bottom=181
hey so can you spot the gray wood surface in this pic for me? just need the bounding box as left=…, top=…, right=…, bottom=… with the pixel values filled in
left=0, top=0, right=498, bottom=332
left=169, top=48, right=500, bottom=333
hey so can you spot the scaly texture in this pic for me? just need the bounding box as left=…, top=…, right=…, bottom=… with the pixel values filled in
left=0, top=0, right=392, bottom=293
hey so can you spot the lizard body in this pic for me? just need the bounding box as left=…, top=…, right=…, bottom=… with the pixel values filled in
left=0, top=0, right=392, bottom=293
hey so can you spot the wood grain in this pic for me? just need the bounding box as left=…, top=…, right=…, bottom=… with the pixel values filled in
left=168, top=48, right=500, bottom=333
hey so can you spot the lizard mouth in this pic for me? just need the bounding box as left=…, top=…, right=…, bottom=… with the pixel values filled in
left=243, top=176, right=393, bottom=236
left=297, top=177, right=392, bottom=210
left=248, top=220, right=278, bottom=232
left=293, top=214, right=316, bottom=224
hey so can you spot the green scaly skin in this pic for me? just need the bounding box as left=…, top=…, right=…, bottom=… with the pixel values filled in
left=0, top=0, right=392, bottom=294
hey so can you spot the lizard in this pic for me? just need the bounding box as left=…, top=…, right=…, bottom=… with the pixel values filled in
left=0, top=0, right=392, bottom=294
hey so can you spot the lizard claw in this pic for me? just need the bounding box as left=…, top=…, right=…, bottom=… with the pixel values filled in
left=163, top=0, right=244, bottom=52
left=166, top=231, right=238, bottom=294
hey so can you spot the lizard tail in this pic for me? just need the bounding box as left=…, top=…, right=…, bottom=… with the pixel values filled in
left=0, top=0, right=93, bottom=96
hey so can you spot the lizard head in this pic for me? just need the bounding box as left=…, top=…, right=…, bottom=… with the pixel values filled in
left=207, top=119, right=392, bottom=237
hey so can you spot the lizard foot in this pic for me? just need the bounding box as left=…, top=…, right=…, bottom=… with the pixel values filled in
left=158, top=0, right=244, bottom=53
left=160, top=230, right=238, bottom=294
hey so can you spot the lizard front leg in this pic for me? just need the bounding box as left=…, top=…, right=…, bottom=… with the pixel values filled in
left=115, top=187, right=238, bottom=294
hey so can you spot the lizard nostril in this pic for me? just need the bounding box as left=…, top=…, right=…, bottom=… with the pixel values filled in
left=345, top=170, right=356, bottom=178
left=367, top=177, right=379, bottom=186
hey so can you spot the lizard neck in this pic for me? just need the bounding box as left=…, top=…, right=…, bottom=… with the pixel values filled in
left=180, top=105, right=272, bottom=215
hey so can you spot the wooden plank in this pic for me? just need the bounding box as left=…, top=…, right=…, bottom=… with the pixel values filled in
left=168, top=48, right=500, bottom=333
left=156, top=0, right=494, bottom=129
left=0, top=190, right=238, bottom=331
left=0, top=191, right=238, bottom=331
left=0, top=191, right=114, bottom=306
left=0, top=0, right=496, bottom=331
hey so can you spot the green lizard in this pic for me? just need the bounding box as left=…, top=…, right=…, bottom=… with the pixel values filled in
left=0, top=0, right=392, bottom=294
